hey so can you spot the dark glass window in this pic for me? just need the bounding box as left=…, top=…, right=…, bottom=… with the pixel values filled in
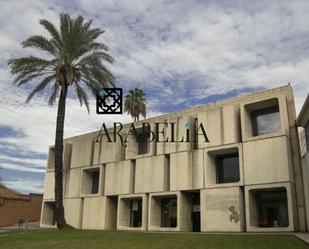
left=137, top=128, right=150, bottom=155
left=130, top=199, right=142, bottom=227
left=251, top=106, right=281, bottom=136
left=216, top=153, right=240, bottom=184
left=161, top=197, right=177, bottom=227
left=91, top=171, right=100, bottom=194
left=255, top=189, right=289, bottom=228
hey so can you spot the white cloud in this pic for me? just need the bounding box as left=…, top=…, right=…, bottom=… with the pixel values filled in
left=0, top=0, right=309, bottom=192
left=0, top=162, right=45, bottom=173
left=3, top=178, right=44, bottom=194
left=0, top=155, right=46, bottom=168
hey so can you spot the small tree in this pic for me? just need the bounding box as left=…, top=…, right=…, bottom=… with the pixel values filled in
left=124, top=88, right=146, bottom=122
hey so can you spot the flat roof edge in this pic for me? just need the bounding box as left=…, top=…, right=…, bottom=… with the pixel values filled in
left=63, top=84, right=293, bottom=141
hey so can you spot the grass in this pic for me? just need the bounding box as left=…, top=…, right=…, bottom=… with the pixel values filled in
left=0, top=229, right=308, bottom=249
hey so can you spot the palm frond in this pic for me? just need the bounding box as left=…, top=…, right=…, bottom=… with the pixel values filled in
left=25, top=74, right=56, bottom=103
left=9, top=13, right=116, bottom=113
left=49, top=82, right=60, bottom=106
left=75, top=82, right=89, bottom=112
left=39, top=19, right=62, bottom=49
left=21, top=35, right=56, bottom=55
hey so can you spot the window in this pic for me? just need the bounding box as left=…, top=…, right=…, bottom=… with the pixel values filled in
left=91, top=171, right=100, bottom=194
left=251, top=106, right=281, bottom=136
left=161, top=197, right=177, bottom=227
left=216, top=153, right=240, bottom=184
left=130, top=199, right=142, bottom=227
left=136, top=127, right=150, bottom=155
left=254, top=188, right=288, bottom=228
left=81, top=168, right=100, bottom=195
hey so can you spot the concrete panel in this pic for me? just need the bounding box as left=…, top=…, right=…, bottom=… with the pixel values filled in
left=135, top=155, right=168, bottom=193
left=65, top=168, right=81, bottom=198
left=170, top=150, right=203, bottom=191
left=198, top=108, right=222, bottom=148
left=245, top=183, right=296, bottom=232
left=40, top=201, right=56, bottom=228
left=70, top=134, right=94, bottom=168
left=93, top=135, right=125, bottom=165
left=47, top=143, right=72, bottom=172
left=175, top=115, right=195, bottom=152
left=64, top=198, right=83, bottom=228
left=82, top=196, right=106, bottom=230
left=243, top=136, right=293, bottom=185
left=197, top=105, right=241, bottom=148
left=43, top=172, right=54, bottom=200
left=192, top=150, right=204, bottom=189
left=63, top=143, right=73, bottom=171
left=302, top=153, right=309, bottom=231
left=46, top=147, right=55, bottom=171
left=104, top=196, right=118, bottom=230
left=117, top=194, right=148, bottom=231
left=223, top=105, right=241, bottom=144
left=201, top=187, right=245, bottom=232
left=105, top=160, right=134, bottom=196
left=156, top=116, right=196, bottom=155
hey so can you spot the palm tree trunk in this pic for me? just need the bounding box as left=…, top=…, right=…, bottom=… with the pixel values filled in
left=53, top=84, right=68, bottom=229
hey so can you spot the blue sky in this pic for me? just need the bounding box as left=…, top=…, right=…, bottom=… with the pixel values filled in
left=0, top=0, right=309, bottom=193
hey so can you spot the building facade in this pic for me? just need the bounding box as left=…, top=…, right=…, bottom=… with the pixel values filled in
left=40, top=85, right=307, bottom=232
left=0, top=186, right=43, bottom=227
left=298, top=94, right=309, bottom=232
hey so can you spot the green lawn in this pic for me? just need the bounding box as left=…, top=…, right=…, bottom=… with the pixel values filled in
left=0, top=229, right=308, bottom=249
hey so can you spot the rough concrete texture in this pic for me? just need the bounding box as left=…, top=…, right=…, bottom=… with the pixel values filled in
left=64, top=168, right=81, bottom=198
left=135, top=155, right=169, bottom=193
left=243, top=136, right=293, bottom=185
left=170, top=150, right=203, bottom=191
left=201, top=187, right=245, bottom=232
left=64, top=198, right=83, bottom=228
left=70, top=134, right=95, bottom=168
left=104, top=160, right=134, bottom=196
left=41, top=85, right=308, bottom=233
left=82, top=196, right=108, bottom=230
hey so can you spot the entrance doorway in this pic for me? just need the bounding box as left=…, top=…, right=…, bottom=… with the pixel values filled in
left=191, top=192, right=200, bottom=232
left=130, top=198, right=142, bottom=227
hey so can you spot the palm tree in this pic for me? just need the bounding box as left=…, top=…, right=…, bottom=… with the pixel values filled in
left=124, top=88, right=146, bottom=122
left=8, top=13, right=115, bottom=229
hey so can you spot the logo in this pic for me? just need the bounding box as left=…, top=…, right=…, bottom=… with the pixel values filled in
left=95, top=122, right=210, bottom=147
left=96, top=88, right=123, bottom=114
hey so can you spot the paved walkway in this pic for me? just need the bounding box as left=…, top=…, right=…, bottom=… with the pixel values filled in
left=295, top=233, right=309, bottom=244
left=0, top=222, right=40, bottom=233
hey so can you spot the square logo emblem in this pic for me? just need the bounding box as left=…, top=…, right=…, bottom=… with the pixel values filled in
left=96, top=88, right=123, bottom=114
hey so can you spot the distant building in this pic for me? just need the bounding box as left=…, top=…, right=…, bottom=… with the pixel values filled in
left=41, top=85, right=307, bottom=232
left=298, top=94, right=309, bottom=231
left=0, top=186, right=43, bottom=227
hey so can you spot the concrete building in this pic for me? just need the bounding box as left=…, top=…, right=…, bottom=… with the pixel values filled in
left=298, top=94, right=309, bottom=232
left=40, top=85, right=308, bottom=232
